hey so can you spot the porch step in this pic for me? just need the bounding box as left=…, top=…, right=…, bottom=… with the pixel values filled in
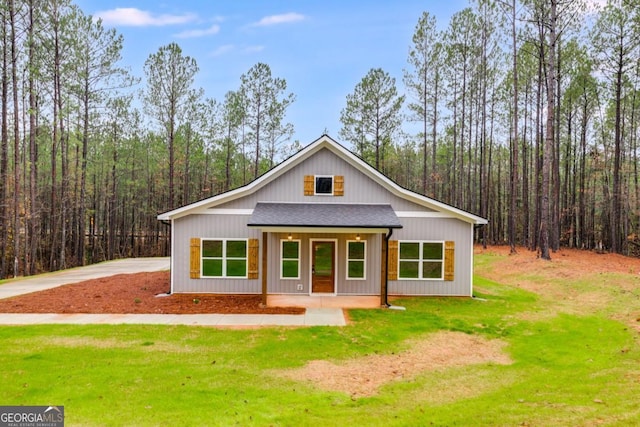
left=267, top=295, right=380, bottom=309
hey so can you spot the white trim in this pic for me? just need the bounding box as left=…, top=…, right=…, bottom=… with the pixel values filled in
left=346, top=239, right=367, bottom=280
left=397, top=240, right=445, bottom=281
left=248, top=226, right=389, bottom=234
left=200, top=238, right=249, bottom=279
left=469, top=225, right=475, bottom=297
left=280, top=239, right=301, bottom=280
left=314, top=175, right=335, bottom=196
left=170, top=219, right=175, bottom=294
left=309, top=238, right=338, bottom=295
left=395, top=211, right=455, bottom=218
left=200, top=209, right=254, bottom=215
left=197, top=209, right=454, bottom=219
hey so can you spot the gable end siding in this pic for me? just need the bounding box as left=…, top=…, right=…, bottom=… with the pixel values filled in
left=219, top=149, right=435, bottom=209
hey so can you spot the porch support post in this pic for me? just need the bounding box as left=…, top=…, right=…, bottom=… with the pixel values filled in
left=380, top=232, right=387, bottom=306
left=261, top=231, right=268, bottom=306
left=380, top=228, right=393, bottom=307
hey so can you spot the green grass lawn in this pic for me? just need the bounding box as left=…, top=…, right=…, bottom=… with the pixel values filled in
left=2, top=252, right=640, bottom=426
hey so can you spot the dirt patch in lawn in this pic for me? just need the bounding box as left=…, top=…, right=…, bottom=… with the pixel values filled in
left=475, top=245, right=640, bottom=327
left=277, top=331, right=511, bottom=398
left=0, top=271, right=304, bottom=315
left=475, top=245, right=640, bottom=284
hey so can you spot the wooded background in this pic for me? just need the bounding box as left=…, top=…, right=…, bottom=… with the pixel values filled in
left=1, top=0, right=639, bottom=278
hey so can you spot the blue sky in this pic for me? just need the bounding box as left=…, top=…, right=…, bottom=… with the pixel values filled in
left=76, top=1, right=470, bottom=144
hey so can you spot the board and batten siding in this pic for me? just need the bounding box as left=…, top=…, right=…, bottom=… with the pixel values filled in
left=388, top=217, right=474, bottom=297
left=168, top=145, right=476, bottom=297
left=214, top=148, right=436, bottom=211
left=265, top=232, right=382, bottom=295
left=172, top=213, right=261, bottom=293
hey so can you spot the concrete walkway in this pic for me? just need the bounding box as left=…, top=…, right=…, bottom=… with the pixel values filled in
left=0, top=308, right=346, bottom=327
left=0, top=258, right=171, bottom=299
left=0, top=258, right=347, bottom=327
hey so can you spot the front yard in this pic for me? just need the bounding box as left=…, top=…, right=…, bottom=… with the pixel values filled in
left=1, top=246, right=640, bottom=426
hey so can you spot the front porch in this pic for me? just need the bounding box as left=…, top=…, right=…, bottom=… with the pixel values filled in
left=267, top=295, right=381, bottom=308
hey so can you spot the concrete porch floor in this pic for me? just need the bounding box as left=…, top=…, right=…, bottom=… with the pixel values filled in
left=267, top=295, right=381, bottom=308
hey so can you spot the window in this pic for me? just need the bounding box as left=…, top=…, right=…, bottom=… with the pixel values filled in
left=201, top=239, right=247, bottom=278
left=398, top=241, right=444, bottom=280
left=304, top=175, right=343, bottom=196
left=315, top=176, right=333, bottom=195
left=281, top=239, right=300, bottom=279
left=347, top=240, right=366, bottom=279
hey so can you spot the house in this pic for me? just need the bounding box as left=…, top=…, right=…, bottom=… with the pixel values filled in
left=157, top=135, right=487, bottom=305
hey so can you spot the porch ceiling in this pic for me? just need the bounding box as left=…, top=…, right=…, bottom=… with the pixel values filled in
left=247, top=202, right=403, bottom=232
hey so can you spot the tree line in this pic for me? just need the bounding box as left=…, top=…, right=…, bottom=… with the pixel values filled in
left=0, top=0, right=638, bottom=278
left=340, top=0, right=640, bottom=259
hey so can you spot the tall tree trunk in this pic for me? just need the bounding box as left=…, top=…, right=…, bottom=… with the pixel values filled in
left=49, top=4, right=61, bottom=271
left=522, top=84, right=530, bottom=247
left=540, top=0, right=557, bottom=261
left=253, top=98, right=261, bottom=179
left=168, top=106, right=175, bottom=210
left=552, top=40, right=562, bottom=251
left=579, top=94, right=588, bottom=248
left=509, top=0, right=519, bottom=254
left=1, top=2, right=9, bottom=278
left=431, top=67, right=439, bottom=198
left=28, top=0, right=39, bottom=275
left=77, top=79, right=90, bottom=266
left=9, top=0, right=20, bottom=276
left=611, top=50, right=624, bottom=253
left=225, top=128, right=232, bottom=192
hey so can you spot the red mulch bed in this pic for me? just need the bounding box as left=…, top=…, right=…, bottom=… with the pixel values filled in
left=0, top=271, right=304, bottom=315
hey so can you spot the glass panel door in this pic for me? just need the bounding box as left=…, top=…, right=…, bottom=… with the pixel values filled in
left=312, top=241, right=335, bottom=293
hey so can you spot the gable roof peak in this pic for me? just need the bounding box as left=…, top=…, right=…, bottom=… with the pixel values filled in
left=158, top=134, right=487, bottom=225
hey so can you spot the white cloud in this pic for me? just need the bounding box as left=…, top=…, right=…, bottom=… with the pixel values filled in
left=174, top=24, right=221, bottom=39
left=94, top=8, right=197, bottom=27
left=252, top=12, right=305, bottom=27
left=211, top=44, right=235, bottom=57
left=210, top=44, right=265, bottom=57
left=243, top=45, right=265, bottom=54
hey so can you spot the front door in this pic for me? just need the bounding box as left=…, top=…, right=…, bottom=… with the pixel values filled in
left=312, top=241, right=335, bottom=293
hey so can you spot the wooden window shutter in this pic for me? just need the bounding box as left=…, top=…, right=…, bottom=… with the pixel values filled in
left=444, top=241, right=455, bottom=281
left=248, top=238, right=259, bottom=279
left=304, top=175, right=314, bottom=195
left=387, top=240, right=398, bottom=281
left=334, top=175, right=344, bottom=196
left=190, top=238, right=201, bottom=279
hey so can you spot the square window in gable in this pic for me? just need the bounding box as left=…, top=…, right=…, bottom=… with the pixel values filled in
left=315, top=176, right=334, bottom=195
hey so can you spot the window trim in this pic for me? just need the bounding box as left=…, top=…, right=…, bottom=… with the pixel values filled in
left=398, top=240, right=444, bottom=281
left=346, top=239, right=367, bottom=280
left=201, top=238, right=248, bottom=278
left=314, top=175, right=334, bottom=196
left=280, top=239, right=301, bottom=280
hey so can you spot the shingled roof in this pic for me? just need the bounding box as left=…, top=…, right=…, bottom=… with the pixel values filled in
left=248, top=202, right=403, bottom=229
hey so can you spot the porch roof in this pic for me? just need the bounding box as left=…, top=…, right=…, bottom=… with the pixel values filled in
left=247, top=202, right=403, bottom=232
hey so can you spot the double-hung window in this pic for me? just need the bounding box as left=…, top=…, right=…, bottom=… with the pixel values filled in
left=346, top=240, right=366, bottom=279
left=398, top=241, right=444, bottom=280
left=201, top=239, right=248, bottom=278
left=281, top=239, right=300, bottom=279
